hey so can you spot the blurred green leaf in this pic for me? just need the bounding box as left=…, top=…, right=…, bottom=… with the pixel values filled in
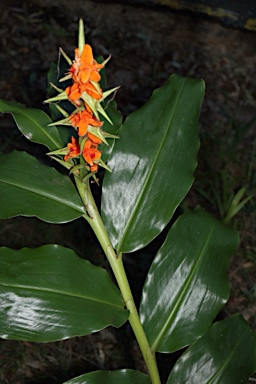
left=64, top=369, right=151, bottom=384
left=47, top=61, right=74, bottom=146
left=0, top=245, right=128, bottom=342
left=100, top=100, right=122, bottom=163
left=223, top=186, right=254, bottom=224
left=101, top=74, right=205, bottom=253
left=167, top=315, right=256, bottom=384
left=0, top=151, right=86, bottom=223
left=47, top=61, right=74, bottom=115
left=0, top=99, right=64, bottom=150
left=140, top=207, right=239, bottom=353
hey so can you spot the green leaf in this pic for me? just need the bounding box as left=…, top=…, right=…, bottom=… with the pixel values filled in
left=0, top=99, right=64, bottom=151
left=140, top=207, right=239, bottom=353
left=64, top=369, right=151, bottom=384
left=0, top=150, right=86, bottom=223
left=101, top=74, right=205, bottom=253
left=167, top=315, right=256, bottom=384
left=0, top=245, right=128, bottom=342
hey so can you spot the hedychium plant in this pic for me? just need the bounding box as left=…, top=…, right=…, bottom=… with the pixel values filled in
left=0, top=19, right=255, bottom=384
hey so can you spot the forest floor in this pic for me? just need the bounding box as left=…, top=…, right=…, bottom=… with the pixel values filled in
left=0, top=1, right=255, bottom=383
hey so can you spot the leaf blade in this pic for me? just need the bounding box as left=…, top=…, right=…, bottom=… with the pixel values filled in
left=0, top=99, right=64, bottom=150
left=101, top=74, right=205, bottom=253
left=140, top=207, right=239, bottom=352
left=0, top=245, right=128, bottom=342
left=0, top=151, right=86, bottom=223
left=167, top=315, right=256, bottom=384
left=64, top=370, right=151, bottom=384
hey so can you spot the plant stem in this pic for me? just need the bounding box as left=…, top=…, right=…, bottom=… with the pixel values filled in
left=75, top=177, right=161, bottom=384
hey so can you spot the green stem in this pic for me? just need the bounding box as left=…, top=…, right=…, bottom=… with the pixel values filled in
left=75, top=176, right=161, bottom=384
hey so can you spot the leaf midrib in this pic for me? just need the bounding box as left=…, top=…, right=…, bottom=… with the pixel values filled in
left=151, top=220, right=215, bottom=352
left=0, top=281, right=123, bottom=309
left=117, top=78, right=188, bottom=253
left=10, top=104, right=62, bottom=150
left=206, top=328, right=247, bottom=384
left=0, top=177, right=85, bottom=214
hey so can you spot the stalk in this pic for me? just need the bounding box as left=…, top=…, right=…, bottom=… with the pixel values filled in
left=75, top=176, right=161, bottom=384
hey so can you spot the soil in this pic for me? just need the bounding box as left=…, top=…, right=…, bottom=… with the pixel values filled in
left=0, top=1, right=255, bottom=383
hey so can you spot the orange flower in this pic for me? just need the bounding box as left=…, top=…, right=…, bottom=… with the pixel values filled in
left=69, top=110, right=103, bottom=137
left=69, top=44, right=104, bottom=84
left=82, top=139, right=101, bottom=171
left=90, top=163, right=99, bottom=173
left=65, top=82, right=102, bottom=105
left=65, top=83, right=82, bottom=106
left=64, top=136, right=80, bottom=161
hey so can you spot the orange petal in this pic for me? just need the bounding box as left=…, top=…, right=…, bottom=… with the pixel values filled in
left=83, top=152, right=93, bottom=165
left=82, top=140, right=101, bottom=166
left=84, top=83, right=102, bottom=100
left=74, top=48, right=80, bottom=61
left=66, top=83, right=81, bottom=101
left=84, top=103, right=92, bottom=113
left=84, top=139, right=99, bottom=150
left=64, top=136, right=80, bottom=161
left=81, top=44, right=93, bottom=65
left=90, top=164, right=98, bottom=172
left=90, top=71, right=101, bottom=83
left=79, top=69, right=90, bottom=84
left=87, top=132, right=102, bottom=144
left=69, top=113, right=79, bottom=127
left=77, top=120, right=88, bottom=136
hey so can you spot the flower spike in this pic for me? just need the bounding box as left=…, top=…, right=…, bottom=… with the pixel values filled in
left=46, top=18, right=118, bottom=179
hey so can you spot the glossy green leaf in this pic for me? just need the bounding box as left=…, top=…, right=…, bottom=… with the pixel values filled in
left=0, top=99, right=64, bottom=151
left=167, top=315, right=256, bottom=384
left=0, top=150, right=86, bottom=223
left=140, top=207, right=239, bottom=353
left=0, top=245, right=128, bottom=342
left=64, top=369, right=151, bottom=384
left=101, top=74, right=205, bottom=253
